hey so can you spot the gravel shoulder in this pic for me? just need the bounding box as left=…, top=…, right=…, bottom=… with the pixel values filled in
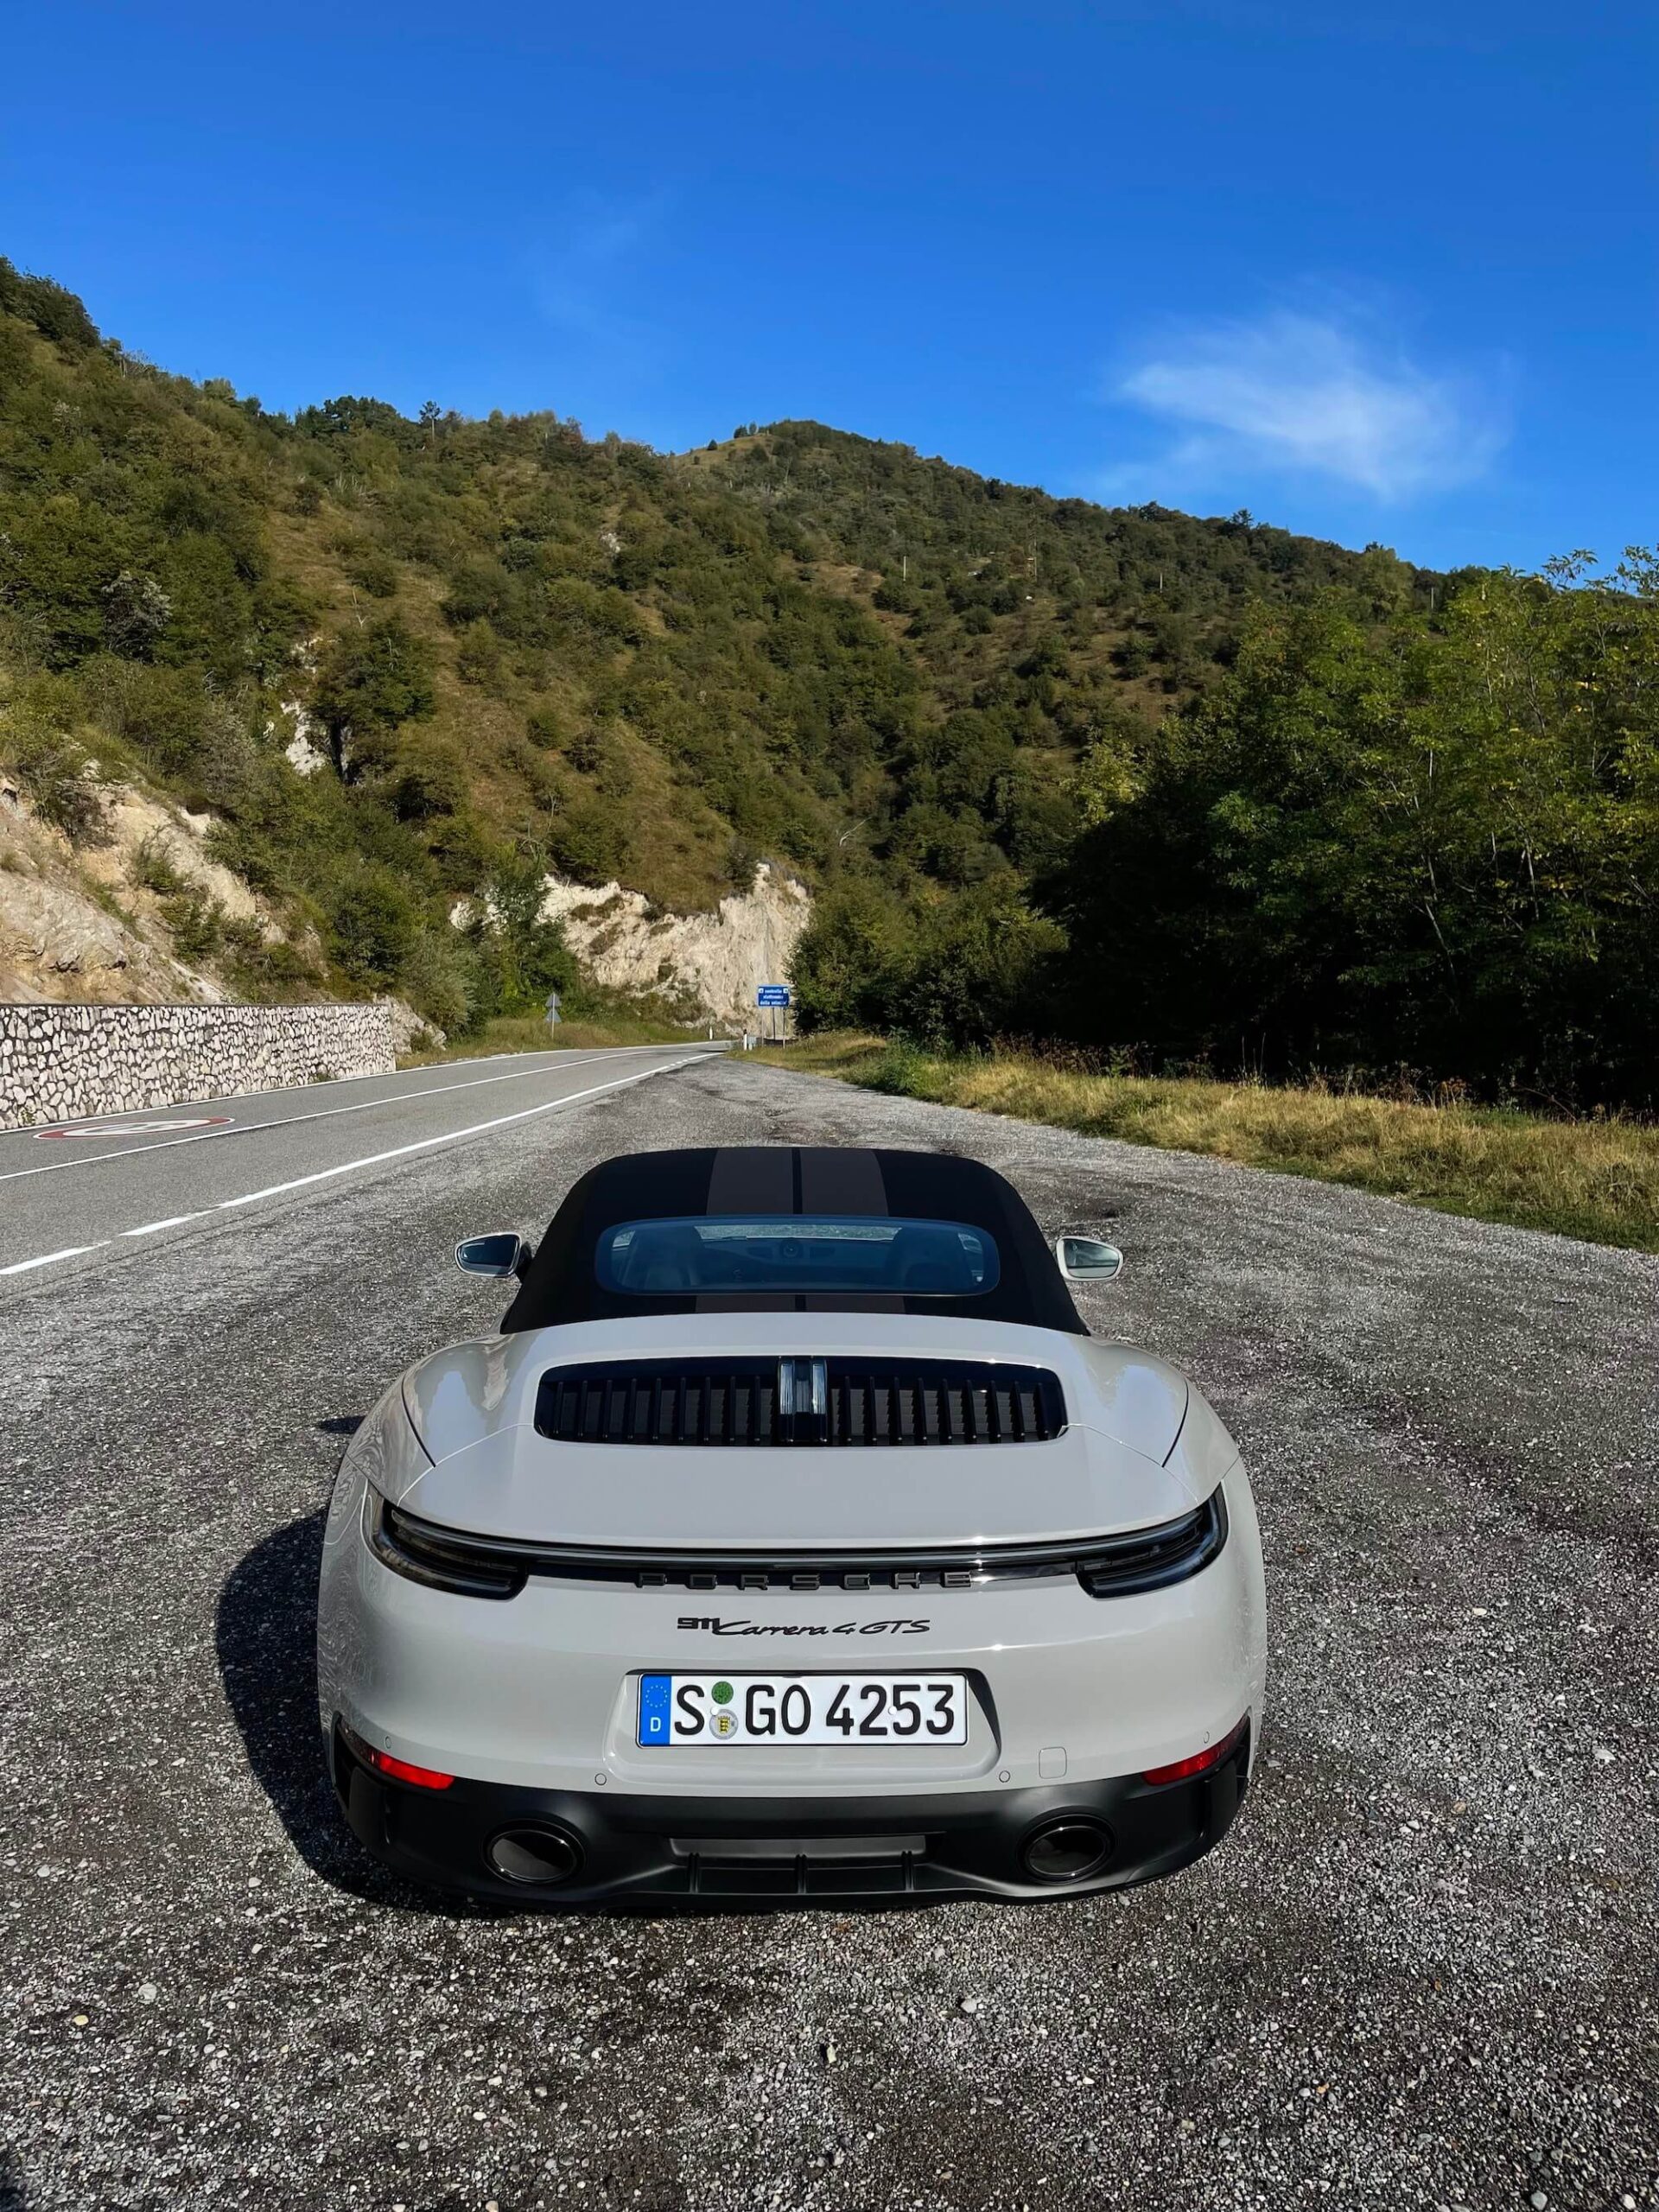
left=2, top=1054, right=1655, bottom=2212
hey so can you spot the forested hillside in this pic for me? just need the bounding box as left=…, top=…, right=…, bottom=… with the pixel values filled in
left=709, top=440, right=1659, bottom=1108
left=1, top=257, right=1655, bottom=1102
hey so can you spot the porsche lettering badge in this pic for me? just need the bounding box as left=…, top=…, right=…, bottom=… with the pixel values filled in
left=639, top=1567, right=972, bottom=1592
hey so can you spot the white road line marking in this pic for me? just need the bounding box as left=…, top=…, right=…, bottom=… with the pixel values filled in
left=0, top=1243, right=108, bottom=1276
left=0, top=1047, right=690, bottom=1185
left=0, top=1056, right=702, bottom=1282
left=213, top=1061, right=690, bottom=1212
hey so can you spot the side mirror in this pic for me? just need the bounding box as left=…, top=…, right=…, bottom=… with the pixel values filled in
left=1056, top=1234, right=1124, bottom=1284
left=454, top=1232, right=532, bottom=1281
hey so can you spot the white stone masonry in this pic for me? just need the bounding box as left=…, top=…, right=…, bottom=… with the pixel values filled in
left=0, top=1002, right=397, bottom=1130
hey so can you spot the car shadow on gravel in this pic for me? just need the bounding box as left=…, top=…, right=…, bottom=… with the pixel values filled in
left=215, top=1502, right=486, bottom=1920
left=215, top=1496, right=922, bottom=1929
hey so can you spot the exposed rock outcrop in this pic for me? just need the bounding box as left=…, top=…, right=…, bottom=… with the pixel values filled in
left=82, top=785, right=270, bottom=930
left=538, top=862, right=810, bottom=1027
left=377, top=995, right=443, bottom=1054
left=0, top=782, right=216, bottom=1004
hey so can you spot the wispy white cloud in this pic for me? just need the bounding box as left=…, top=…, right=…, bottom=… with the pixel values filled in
left=1103, top=308, right=1509, bottom=505
left=530, top=190, right=669, bottom=356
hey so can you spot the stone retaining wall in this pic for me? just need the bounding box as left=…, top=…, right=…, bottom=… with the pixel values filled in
left=0, top=1002, right=398, bottom=1130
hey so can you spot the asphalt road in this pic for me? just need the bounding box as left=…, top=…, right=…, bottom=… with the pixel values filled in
left=0, top=1045, right=718, bottom=1273
left=2, top=1051, right=1656, bottom=2212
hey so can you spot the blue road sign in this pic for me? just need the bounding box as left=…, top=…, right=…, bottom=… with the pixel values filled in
left=757, top=985, right=791, bottom=1007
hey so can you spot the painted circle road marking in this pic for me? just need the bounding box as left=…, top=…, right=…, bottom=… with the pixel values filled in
left=33, top=1115, right=233, bottom=1140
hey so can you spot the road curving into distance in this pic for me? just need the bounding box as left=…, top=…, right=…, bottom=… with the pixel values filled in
left=1, top=1047, right=1654, bottom=2210
left=0, top=1043, right=719, bottom=1276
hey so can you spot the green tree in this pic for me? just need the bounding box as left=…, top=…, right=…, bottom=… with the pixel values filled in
left=792, top=880, right=908, bottom=1030
left=461, top=855, right=577, bottom=1020
left=890, top=881, right=1065, bottom=1046
left=327, top=864, right=420, bottom=988
left=312, top=616, right=436, bottom=774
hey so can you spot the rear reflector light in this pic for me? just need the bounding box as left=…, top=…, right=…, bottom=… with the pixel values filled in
left=340, top=1719, right=454, bottom=1791
left=371, top=1749, right=454, bottom=1791
left=1142, top=1713, right=1248, bottom=1788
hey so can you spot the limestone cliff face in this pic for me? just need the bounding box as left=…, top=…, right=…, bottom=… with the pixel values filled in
left=0, top=781, right=437, bottom=1048
left=538, top=862, right=810, bottom=1027
left=0, top=778, right=218, bottom=1004
left=1, top=758, right=803, bottom=1038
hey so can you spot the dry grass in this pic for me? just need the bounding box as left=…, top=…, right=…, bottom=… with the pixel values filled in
left=760, top=1034, right=1659, bottom=1252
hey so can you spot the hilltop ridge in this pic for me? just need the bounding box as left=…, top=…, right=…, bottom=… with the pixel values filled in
left=4, top=256, right=1651, bottom=1109
left=0, top=254, right=1423, bottom=1025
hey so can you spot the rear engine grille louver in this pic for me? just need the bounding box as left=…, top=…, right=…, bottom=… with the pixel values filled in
left=533, top=1358, right=1066, bottom=1446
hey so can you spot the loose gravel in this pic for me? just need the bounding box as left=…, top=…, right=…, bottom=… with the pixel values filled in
left=2, top=1054, right=1655, bottom=2212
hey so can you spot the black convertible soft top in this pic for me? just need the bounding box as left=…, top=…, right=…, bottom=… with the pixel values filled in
left=501, top=1146, right=1085, bottom=1335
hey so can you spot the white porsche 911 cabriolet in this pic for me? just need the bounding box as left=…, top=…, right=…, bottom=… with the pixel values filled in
left=317, top=1145, right=1266, bottom=1906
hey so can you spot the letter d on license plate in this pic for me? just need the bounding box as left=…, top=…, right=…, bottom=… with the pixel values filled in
left=638, top=1673, right=968, bottom=1746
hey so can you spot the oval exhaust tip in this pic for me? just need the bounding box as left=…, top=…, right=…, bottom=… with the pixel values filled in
left=1021, top=1817, right=1112, bottom=1884
left=487, top=1826, right=583, bottom=1886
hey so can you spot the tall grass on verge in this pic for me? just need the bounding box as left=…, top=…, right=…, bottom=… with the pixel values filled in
left=759, top=1034, right=1659, bottom=1253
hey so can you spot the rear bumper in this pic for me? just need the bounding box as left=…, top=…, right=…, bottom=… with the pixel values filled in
left=329, top=1717, right=1252, bottom=1909
left=319, top=1460, right=1268, bottom=1798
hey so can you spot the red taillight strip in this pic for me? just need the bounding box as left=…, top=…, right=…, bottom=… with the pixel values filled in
left=370, top=1748, right=454, bottom=1791
left=340, top=1719, right=454, bottom=1791
left=1142, top=1713, right=1249, bottom=1788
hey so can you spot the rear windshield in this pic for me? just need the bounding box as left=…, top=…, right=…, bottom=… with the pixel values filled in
left=594, top=1215, right=1001, bottom=1298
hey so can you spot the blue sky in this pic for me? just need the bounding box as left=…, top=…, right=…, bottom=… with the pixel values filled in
left=4, top=0, right=1653, bottom=571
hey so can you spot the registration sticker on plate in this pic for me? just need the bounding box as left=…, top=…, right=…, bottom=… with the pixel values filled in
left=638, top=1673, right=968, bottom=1747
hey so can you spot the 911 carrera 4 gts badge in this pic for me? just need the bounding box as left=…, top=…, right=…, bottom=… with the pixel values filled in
left=677, top=1615, right=931, bottom=1637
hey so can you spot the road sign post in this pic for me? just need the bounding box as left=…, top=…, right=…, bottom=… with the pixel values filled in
left=757, top=983, right=790, bottom=1046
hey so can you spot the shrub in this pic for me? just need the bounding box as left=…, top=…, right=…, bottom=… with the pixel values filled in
left=334, top=538, right=400, bottom=598
left=892, top=883, right=1065, bottom=1046
left=0, top=257, right=101, bottom=348
left=546, top=802, right=626, bottom=886
left=388, top=744, right=465, bottom=822
left=398, top=924, right=475, bottom=1033
left=86, top=661, right=215, bottom=778
left=0, top=702, right=110, bottom=844
left=202, top=817, right=283, bottom=896
left=564, top=725, right=608, bottom=774
left=454, top=618, right=507, bottom=690
left=327, top=863, right=420, bottom=988
left=792, top=878, right=1064, bottom=1047
left=312, top=616, right=436, bottom=769
left=721, top=836, right=760, bottom=891
left=455, top=860, right=577, bottom=1028
left=791, top=880, right=907, bottom=1031
left=159, top=888, right=226, bottom=963
left=217, top=918, right=321, bottom=1001
left=131, top=831, right=188, bottom=897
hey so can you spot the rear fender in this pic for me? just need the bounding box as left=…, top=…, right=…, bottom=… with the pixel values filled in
left=317, top=1383, right=432, bottom=1724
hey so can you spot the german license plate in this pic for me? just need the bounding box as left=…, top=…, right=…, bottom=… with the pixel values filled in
left=638, top=1673, right=968, bottom=1747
